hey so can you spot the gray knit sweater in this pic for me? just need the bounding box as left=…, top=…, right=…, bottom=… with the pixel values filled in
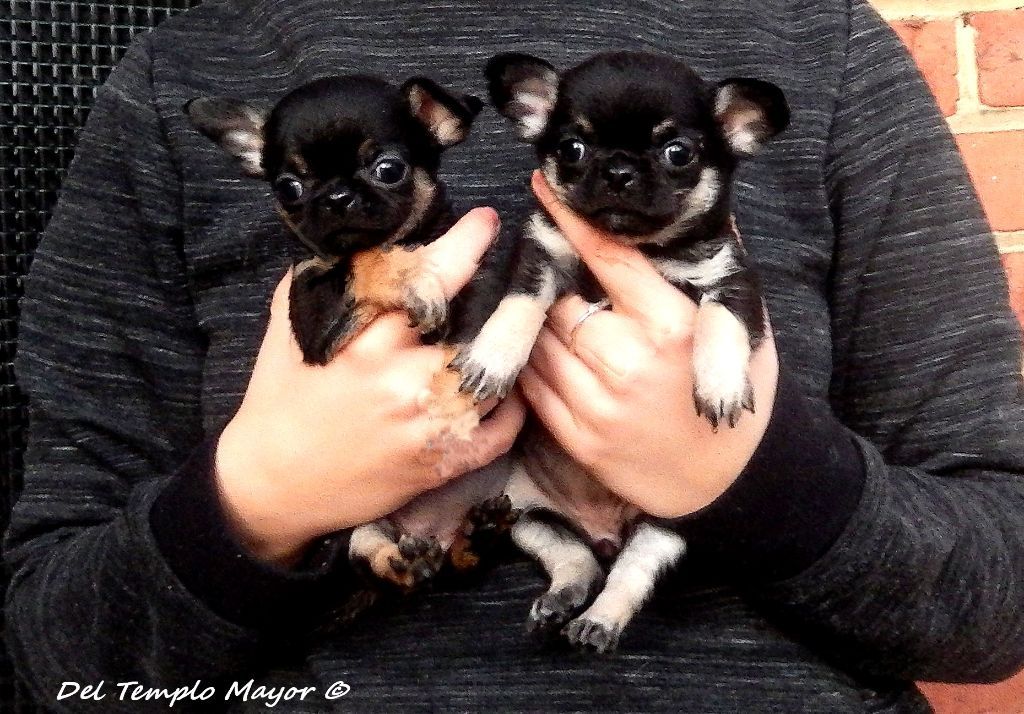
left=7, top=1, right=1024, bottom=712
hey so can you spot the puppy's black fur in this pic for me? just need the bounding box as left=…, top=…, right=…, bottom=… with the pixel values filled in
left=469, top=51, right=789, bottom=652
left=187, top=75, right=481, bottom=364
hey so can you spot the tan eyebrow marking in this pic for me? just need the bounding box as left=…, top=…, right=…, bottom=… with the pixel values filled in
left=358, top=138, right=379, bottom=163
left=652, top=119, right=677, bottom=143
left=573, top=115, right=594, bottom=135
left=286, top=152, right=310, bottom=177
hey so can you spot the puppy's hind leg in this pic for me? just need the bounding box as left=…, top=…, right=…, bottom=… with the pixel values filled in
left=506, top=461, right=604, bottom=638
left=512, top=512, right=605, bottom=639
left=563, top=522, right=685, bottom=653
left=447, top=494, right=520, bottom=574
left=349, top=519, right=444, bottom=592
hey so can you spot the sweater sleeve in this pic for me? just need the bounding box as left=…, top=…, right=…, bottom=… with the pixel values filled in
left=707, top=0, right=1024, bottom=684
left=4, top=36, right=348, bottom=709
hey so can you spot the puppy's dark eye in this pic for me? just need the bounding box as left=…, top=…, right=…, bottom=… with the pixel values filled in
left=372, top=158, right=408, bottom=185
left=662, top=139, right=696, bottom=168
left=558, top=139, right=587, bottom=164
left=273, top=174, right=304, bottom=204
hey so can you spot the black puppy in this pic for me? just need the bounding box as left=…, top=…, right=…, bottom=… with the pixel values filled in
left=188, top=75, right=481, bottom=364
left=186, top=75, right=514, bottom=595
left=462, top=52, right=788, bottom=651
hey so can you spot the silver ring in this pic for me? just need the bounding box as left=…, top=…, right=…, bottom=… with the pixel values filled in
left=569, top=299, right=611, bottom=351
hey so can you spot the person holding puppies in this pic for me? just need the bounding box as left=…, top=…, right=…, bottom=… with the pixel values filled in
left=8, top=0, right=1024, bottom=711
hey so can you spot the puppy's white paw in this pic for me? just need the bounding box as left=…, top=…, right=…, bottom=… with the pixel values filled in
left=692, top=367, right=755, bottom=431
left=691, top=301, right=754, bottom=430
left=562, top=615, right=622, bottom=654
left=449, top=332, right=528, bottom=402
left=526, top=584, right=592, bottom=638
left=452, top=292, right=551, bottom=401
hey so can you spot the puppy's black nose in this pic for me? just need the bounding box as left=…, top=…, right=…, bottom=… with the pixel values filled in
left=603, top=163, right=636, bottom=192
left=324, top=189, right=355, bottom=212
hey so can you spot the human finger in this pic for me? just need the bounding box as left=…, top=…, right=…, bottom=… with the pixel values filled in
left=417, top=206, right=501, bottom=299
left=433, top=391, right=526, bottom=480
left=531, top=171, right=693, bottom=335
left=528, top=327, right=605, bottom=402
left=544, top=295, right=659, bottom=387
left=254, top=268, right=307, bottom=371
left=341, top=311, right=423, bottom=363
left=517, top=365, right=582, bottom=449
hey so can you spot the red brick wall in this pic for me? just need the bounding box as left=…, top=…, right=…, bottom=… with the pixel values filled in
left=874, top=2, right=1024, bottom=711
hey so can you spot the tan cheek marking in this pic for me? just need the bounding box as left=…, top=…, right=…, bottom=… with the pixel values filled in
left=389, top=169, right=437, bottom=245
left=293, top=255, right=334, bottom=278
left=276, top=205, right=331, bottom=258
left=541, top=157, right=568, bottom=202
left=727, top=215, right=742, bottom=245
left=276, top=205, right=298, bottom=231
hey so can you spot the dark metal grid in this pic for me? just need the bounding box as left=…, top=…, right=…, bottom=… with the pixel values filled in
left=1, top=2, right=201, bottom=709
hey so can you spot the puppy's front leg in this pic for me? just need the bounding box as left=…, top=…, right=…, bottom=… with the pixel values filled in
left=402, top=269, right=448, bottom=337
left=654, top=249, right=765, bottom=430
left=453, top=213, right=576, bottom=401
left=350, top=247, right=449, bottom=338
left=290, top=257, right=372, bottom=365
left=691, top=270, right=765, bottom=429
left=563, top=522, right=686, bottom=653
left=691, top=298, right=754, bottom=429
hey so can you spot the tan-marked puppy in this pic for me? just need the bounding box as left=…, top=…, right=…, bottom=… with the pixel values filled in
left=461, top=52, right=788, bottom=652
left=186, top=76, right=516, bottom=602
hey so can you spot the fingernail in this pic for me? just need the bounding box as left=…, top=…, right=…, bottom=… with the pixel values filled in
left=530, top=171, right=548, bottom=200
left=470, top=206, right=500, bottom=233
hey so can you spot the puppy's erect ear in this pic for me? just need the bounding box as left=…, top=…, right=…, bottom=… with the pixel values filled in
left=713, top=79, right=790, bottom=157
left=402, top=77, right=483, bottom=148
left=485, top=53, right=559, bottom=142
left=184, top=97, right=267, bottom=177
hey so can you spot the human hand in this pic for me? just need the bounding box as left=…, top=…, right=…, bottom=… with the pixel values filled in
left=215, top=207, right=526, bottom=566
left=518, top=173, right=778, bottom=519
